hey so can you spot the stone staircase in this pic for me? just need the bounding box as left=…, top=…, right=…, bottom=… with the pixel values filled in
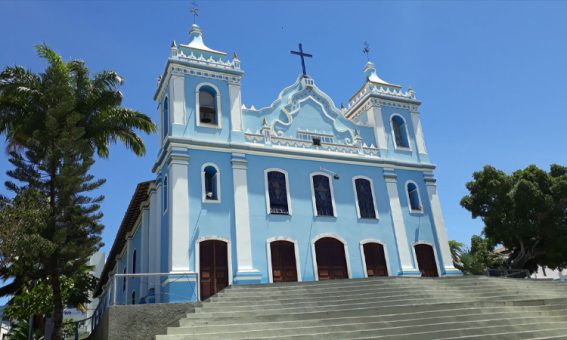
left=156, top=276, right=567, bottom=339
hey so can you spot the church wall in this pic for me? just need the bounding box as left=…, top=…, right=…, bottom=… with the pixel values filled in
left=245, top=154, right=404, bottom=281
left=186, top=149, right=237, bottom=276
left=395, top=169, right=445, bottom=273
left=380, top=106, right=420, bottom=162
left=168, top=77, right=232, bottom=142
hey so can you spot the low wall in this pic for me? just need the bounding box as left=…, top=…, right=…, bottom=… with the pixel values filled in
left=89, top=302, right=196, bottom=340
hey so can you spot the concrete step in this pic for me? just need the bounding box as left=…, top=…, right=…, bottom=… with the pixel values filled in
left=170, top=310, right=567, bottom=335
left=197, top=294, right=566, bottom=314
left=220, top=280, right=567, bottom=299
left=183, top=299, right=567, bottom=323
left=157, top=321, right=567, bottom=340
left=209, top=288, right=567, bottom=308
left=216, top=282, right=567, bottom=299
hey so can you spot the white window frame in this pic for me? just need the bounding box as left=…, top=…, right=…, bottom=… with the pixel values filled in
left=201, top=163, right=221, bottom=203
left=264, top=168, right=292, bottom=215
left=195, top=82, right=222, bottom=129
left=162, top=175, right=168, bottom=214
left=162, top=96, right=169, bottom=141
left=266, top=237, right=302, bottom=283
left=310, top=172, right=337, bottom=217
left=390, top=114, right=412, bottom=151
left=311, top=233, right=351, bottom=280
left=405, top=180, right=424, bottom=214
left=352, top=176, right=379, bottom=220
left=359, top=239, right=391, bottom=278
left=412, top=241, right=442, bottom=277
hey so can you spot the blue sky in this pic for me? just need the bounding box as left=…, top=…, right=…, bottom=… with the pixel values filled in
left=1, top=0, right=566, bottom=256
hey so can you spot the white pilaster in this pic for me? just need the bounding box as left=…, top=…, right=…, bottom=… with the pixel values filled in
left=424, top=176, right=460, bottom=274
left=148, top=184, right=161, bottom=302
left=411, top=111, right=428, bottom=157
left=229, top=83, right=243, bottom=131
left=368, top=103, right=388, bottom=153
left=384, top=169, right=419, bottom=275
left=231, top=153, right=261, bottom=283
left=168, top=154, right=190, bottom=272
left=140, top=204, right=150, bottom=296
left=170, top=76, right=186, bottom=125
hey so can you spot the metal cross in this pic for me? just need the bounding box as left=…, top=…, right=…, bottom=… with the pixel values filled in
left=190, top=2, right=199, bottom=24
left=290, top=43, right=313, bottom=77
left=363, top=41, right=370, bottom=61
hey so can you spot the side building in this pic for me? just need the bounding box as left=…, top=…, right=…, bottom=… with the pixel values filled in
left=95, top=22, right=460, bottom=307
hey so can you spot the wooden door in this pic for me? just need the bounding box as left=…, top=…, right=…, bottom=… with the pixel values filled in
left=415, top=244, right=439, bottom=277
left=200, top=240, right=229, bottom=300
left=315, top=238, right=348, bottom=280
left=270, top=241, right=298, bottom=282
left=363, top=243, right=388, bottom=277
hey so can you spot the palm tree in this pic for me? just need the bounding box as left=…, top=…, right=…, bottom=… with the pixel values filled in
left=0, top=44, right=155, bottom=156
left=0, top=45, right=156, bottom=340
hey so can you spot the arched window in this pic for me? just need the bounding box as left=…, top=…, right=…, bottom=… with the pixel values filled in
left=392, top=115, right=409, bottom=148
left=202, top=164, right=220, bottom=202
left=311, top=174, right=335, bottom=217
left=162, top=97, right=169, bottom=139
left=132, top=250, right=137, bottom=274
left=266, top=170, right=290, bottom=215
left=198, top=85, right=218, bottom=126
left=163, top=176, right=168, bottom=212
left=354, top=177, right=377, bottom=219
left=407, top=181, right=423, bottom=212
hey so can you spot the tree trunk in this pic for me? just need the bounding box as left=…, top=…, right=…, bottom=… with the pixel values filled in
left=50, top=273, right=64, bottom=340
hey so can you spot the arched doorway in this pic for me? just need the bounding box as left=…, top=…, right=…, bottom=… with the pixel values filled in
left=315, top=237, right=348, bottom=280
left=200, top=240, right=229, bottom=300
left=414, top=243, right=439, bottom=277
left=270, top=241, right=298, bottom=282
left=363, top=243, right=388, bottom=277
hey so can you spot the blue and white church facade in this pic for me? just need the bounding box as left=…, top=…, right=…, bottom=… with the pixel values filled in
left=96, top=23, right=460, bottom=306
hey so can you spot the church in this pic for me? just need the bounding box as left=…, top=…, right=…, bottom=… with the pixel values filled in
left=94, top=21, right=460, bottom=308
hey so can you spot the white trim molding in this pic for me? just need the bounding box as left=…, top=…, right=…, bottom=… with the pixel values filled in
left=309, top=172, right=337, bottom=218
left=404, top=180, right=424, bottom=214
left=201, top=162, right=221, bottom=204
left=390, top=114, right=412, bottom=151
left=195, top=82, right=222, bottom=129
left=352, top=176, right=379, bottom=220
left=311, top=233, right=352, bottom=281
left=412, top=241, right=442, bottom=277
left=264, top=168, right=292, bottom=215
left=195, top=235, right=234, bottom=301
left=359, top=239, right=391, bottom=278
left=265, top=237, right=302, bottom=283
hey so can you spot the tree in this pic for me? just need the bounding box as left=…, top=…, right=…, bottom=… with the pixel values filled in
left=448, top=240, right=464, bottom=270
left=451, top=235, right=506, bottom=275
left=0, top=45, right=156, bottom=340
left=461, top=164, right=567, bottom=272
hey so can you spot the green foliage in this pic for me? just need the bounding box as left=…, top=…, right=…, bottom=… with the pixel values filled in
left=5, top=319, right=41, bottom=340
left=450, top=235, right=506, bottom=275
left=461, top=165, right=567, bottom=271
left=0, top=45, right=155, bottom=340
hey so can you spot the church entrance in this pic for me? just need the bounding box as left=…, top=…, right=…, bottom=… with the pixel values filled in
left=315, top=237, right=348, bottom=280
left=199, top=240, right=229, bottom=300
left=270, top=241, right=298, bottom=282
left=414, top=243, right=439, bottom=277
left=363, top=243, right=388, bottom=277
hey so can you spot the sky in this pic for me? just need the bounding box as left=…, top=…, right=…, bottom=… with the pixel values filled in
left=1, top=0, right=567, bottom=257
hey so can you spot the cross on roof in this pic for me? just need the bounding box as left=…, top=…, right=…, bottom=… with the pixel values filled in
left=290, top=43, right=313, bottom=77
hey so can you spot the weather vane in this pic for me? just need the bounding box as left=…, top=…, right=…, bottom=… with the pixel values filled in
left=363, top=41, right=370, bottom=61
left=190, top=2, right=199, bottom=24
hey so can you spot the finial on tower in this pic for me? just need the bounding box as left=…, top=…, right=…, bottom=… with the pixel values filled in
left=190, top=2, right=199, bottom=25
left=171, top=40, right=177, bottom=48
left=363, top=41, right=370, bottom=61
left=233, top=51, right=239, bottom=60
